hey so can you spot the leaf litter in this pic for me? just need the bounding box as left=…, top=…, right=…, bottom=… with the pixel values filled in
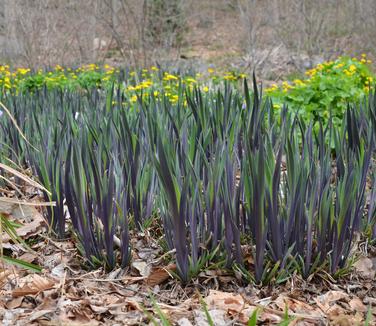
left=0, top=183, right=375, bottom=325
left=1, top=228, right=375, bottom=325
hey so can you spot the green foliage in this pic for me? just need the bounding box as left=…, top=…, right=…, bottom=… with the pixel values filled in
left=1, top=213, right=41, bottom=272
left=247, top=309, right=258, bottom=326
left=266, top=55, right=375, bottom=126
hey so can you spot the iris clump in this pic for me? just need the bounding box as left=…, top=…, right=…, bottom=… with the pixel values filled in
left=0, top=65, right=375, bottom=285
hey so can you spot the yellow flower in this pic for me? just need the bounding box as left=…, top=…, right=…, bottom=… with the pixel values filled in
left=203, top=86, right=209, bottom=92
left=17, top=68, right=30, bottom=75
left=130, top=95, right=138, bottom=103
left=139, top=80, right=153, bottom=89
left=207, top=68, right=214, bottom=74
left=273, top=104, right=281, bottom=110
left=186, top=77, right=197, bottom=84
left=334, top=63, right=344, bottom=69
left=163, top=74, right=178, bottom=81
left=265, top=83, right=278, bottom=93
left=170, top=95, right=179, bottom=103
left=151, top=66, right=159, bottom=71
left=282, top=81, right=292, bottom=89
left=305, top=68, right=317, bottom=76
left=293, top=79, right=304, bottom=86
left=223, top=73, right=236, bottom=81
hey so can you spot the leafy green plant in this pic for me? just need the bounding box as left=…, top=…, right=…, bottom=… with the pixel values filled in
left=247, top=308, right=259, bottom=326
left=147, top=294, right=172, bottom=326
left=266, top=55, right=375, bottom=126
left=0, top=213, right=41, bottom=273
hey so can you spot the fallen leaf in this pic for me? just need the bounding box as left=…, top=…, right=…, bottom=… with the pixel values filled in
left=353, top=256, right=376, bottom=279
left=330, top=313, right=363, bottom=325
left=146, top=263, right=176, bottom=286
left=194, top=309, right=227, bottom=326
left=132, top=261, right=151, bottom=277
left=1, top=205, right=45, bottom=244
left=238, top=305, right=258, bottom=324
left=0, top=270, right=12, bottom=288
left=204, top=290, right=244, bottom=315
left=18, top=252, right=38, bottom=263
left=125, top=299, right=143, bottom=311
left=90, top=304, right=109, bottom=313
left=348, top=297, right=367, bottom=312
left=274, top=295, right=323, bottom=318
left=12, top=274, right=55, bottom=297
left=315, top=290, right=349, bottom=310
left=177, top=317, right=193, bottom=326
left=51, top=263, right=66, bottom=278
left=29, top=309, right=54, bottom=321
left=5, top=296, right=24, bottom=309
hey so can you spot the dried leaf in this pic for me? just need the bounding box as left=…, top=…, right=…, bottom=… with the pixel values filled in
left=238, top=306, right=258, bottom=324
left=315, top=290, right=349, bottom=308
left=0, top=270, right=12, bottom=288
left=18, top=252, right=38, bottom=263
left=132, top=261, right=151, bottom=277
left=12, top=275, right=55, bottom=297
left=146, top=264, right=176, bottom=286
left=5, top=296, right=24, bottom=309
left=1, top=207, right=45, bottom=243
left=353, top=256, right=376, bottom=279
left=274, top=294, right=323, bottom=318
left=204, top=290, right=244, bottom=314
left=348, top=297, right=367, bottom=312
left=29, top=309, right=54, bottom=321
left=177, top=317, right=194, bottom=326
left=90, top=304, right=109, bottom=313
left=194, top=309, right=227, bottom=326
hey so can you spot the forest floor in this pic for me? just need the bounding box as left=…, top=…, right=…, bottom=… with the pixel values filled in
left=1, top=185, right=376, bottom=325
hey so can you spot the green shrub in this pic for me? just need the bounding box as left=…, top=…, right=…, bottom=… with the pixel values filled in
left=266, top=55, right=375, bottom=126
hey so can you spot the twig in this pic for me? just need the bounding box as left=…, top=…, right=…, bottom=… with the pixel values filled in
left=0, top=197, right=55, bottom=206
